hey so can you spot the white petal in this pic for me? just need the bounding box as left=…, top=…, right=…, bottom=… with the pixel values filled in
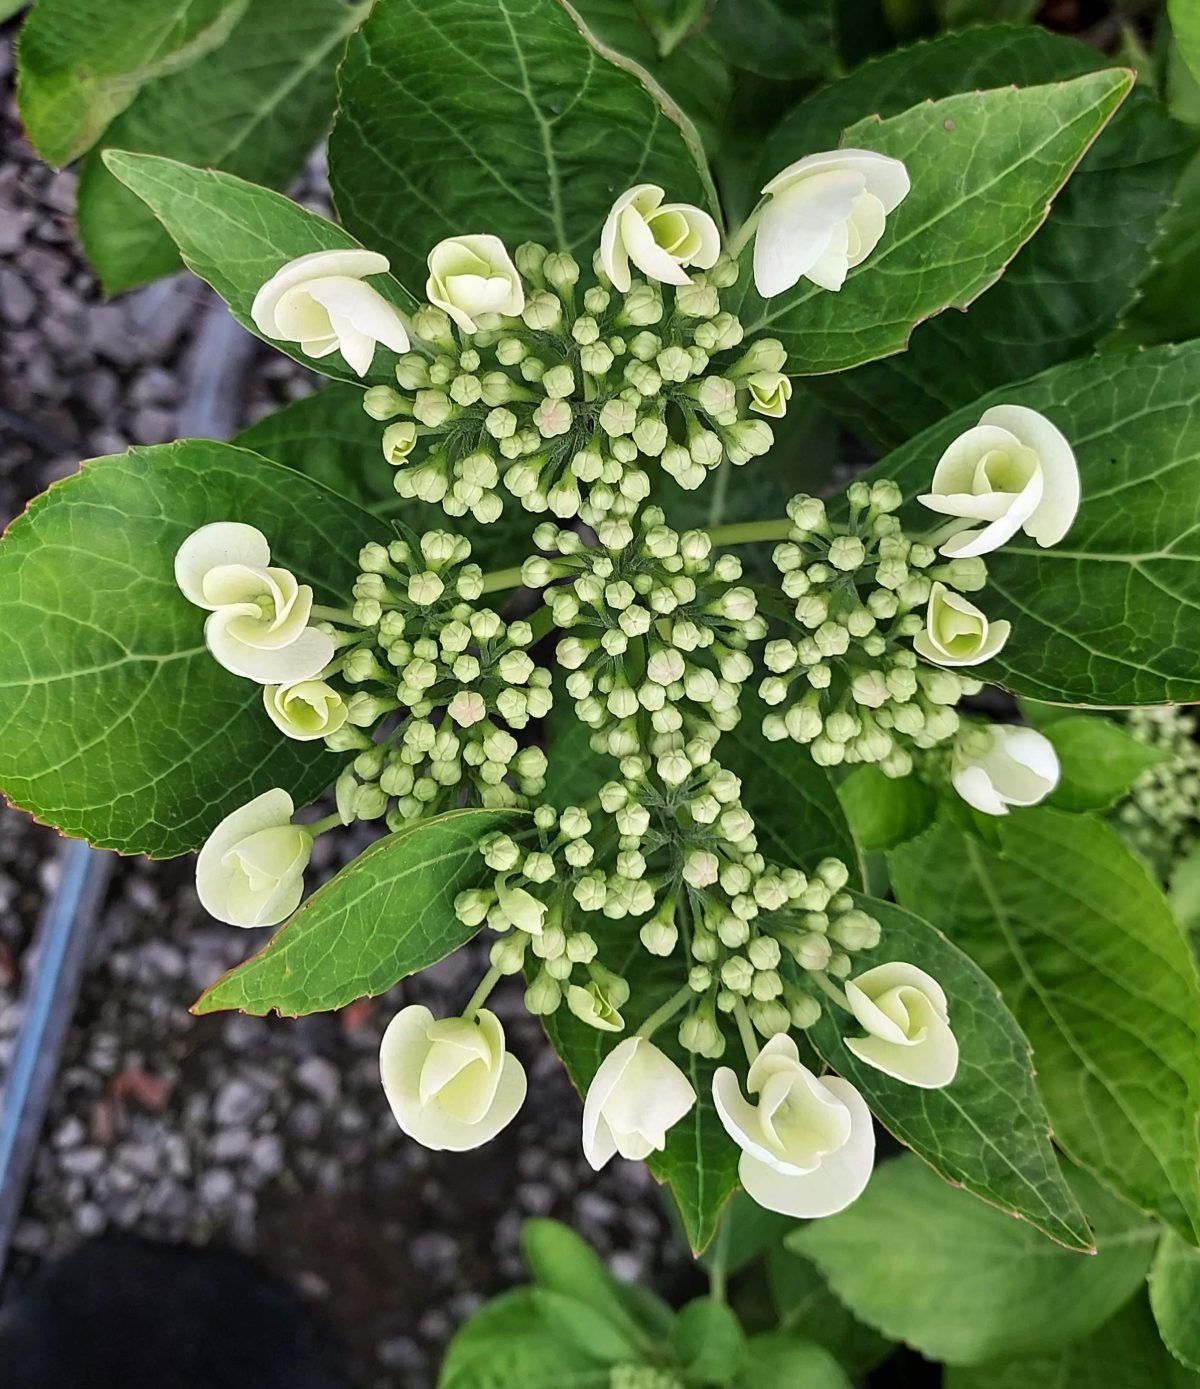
left=582, top=1037, right=639, bottom=1168
left=739, top=1077, right=874, bottom=1217
left=935, top=469, right=1043, bottom=559
left=846, top=1015, right=959, bottom=1089
left=952, top=762, right=1010, bottom=816
left=803, top=218, right=851, bottom=292
left=713, top=1066, right=781, bottom=1169
left=251, top=250, right=390, bottom=338
left=195, top=788, right=297, bottom=926
left=851, top=963, right=949, bottom=1020
left=621, top=205, right=692, bottom=286
left=1001, top=727, right=1061, bottom=795
left=753, top=168, right=864, bottom=298
left=763, top=149, right=909, bottom=213
left=602, top=1039, right=695, bottom=1148
left=845, top=191, right=887, bottom=267
left=404, top=1053, right=527, bottom=1152
left=980, top=726, right=1059, bottom=806
left=175, top=522, right=270, bottom=609
left=205, top=614, right=333, bottom=684
left=305, top=277, right=410, bottom=371
left=981, top=404, right=1080, bottom=547
left=844, top=978, right=910, bottom=1046
left=600, top=186, right=661, bottom=292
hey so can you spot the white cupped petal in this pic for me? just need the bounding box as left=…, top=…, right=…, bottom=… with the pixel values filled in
left=980, top=404, right=1080, bottom=547
left=175, top=522, right=271, bottom=609
left=205, top=613, right=334, bottom=684
left=753, top=168, right=864, bottom=298
left=913, top=583, right=1010, bottom=668
left=738, top=1077, right=875, bottom=1218
left=380, top=1005, right=526, bottom=1153
left=427, top=234, right=524, bottom=332
left=251, top=250, right=391, bottom=337
left=953, top=725, right=1060, bottom=817
left=621, top=202, right=693, bottom=286
left=601, top=185, right=663, bottom=293
left=195, top=788, right=312, bottom=928
left=302, top=276, right=410, bottom=375
left=264, top=679, right=347, bottom=741
left=582, top=1037, right=696, bottom=1170
left=845, top=963, right=958, bottom=1090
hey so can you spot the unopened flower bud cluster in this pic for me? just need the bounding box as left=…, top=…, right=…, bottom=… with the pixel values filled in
left=761, top=481, right=986, bottom=776
left=363, top=244, right=787, bottom=527
left=1117, top=707, right=1200, bottom=875
left=319, top=531, right=551, bottom=825
left=522, top=507, right=765, bottom=780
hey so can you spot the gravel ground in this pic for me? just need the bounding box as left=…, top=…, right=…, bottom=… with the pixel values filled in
left=0, top=25, right=690, bottom=1389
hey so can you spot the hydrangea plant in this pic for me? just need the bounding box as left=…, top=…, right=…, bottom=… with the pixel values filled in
left=7, top=0, right=1200, bottom=1278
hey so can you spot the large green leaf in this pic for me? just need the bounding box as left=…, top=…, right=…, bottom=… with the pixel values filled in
left=1151, top=1229, right=1200, bottom=1373
left=1172, top=0, right=1200, bottom=91
left=76, top=0, right=361, bottom=295
left=0, top=441, right=376, bottom=858
left=103, top=153, right=417, bottom=386
left=1123, top=149, right=1200, bottom=349
left=890, top=808, right=1200, bottom=1244
left=865, top=343, right=1200, bottom=706
left=1041, top=715, right=1171, bottom=814
left=736, top=1334, right=850, bottom=1389
left=807, top=895, right=1091, bottom=1250
left=946, top=1296, right=1200, bottom=1389
left=328, top=0, right=714, bottom=292
left=193, top=808, right=522, bottom=1016
left=437, top=1288, right=612, bottom=1389
left=727, top=69, right=1132, bottom=375
left=16, top=0, right=246, bottom=166
left=794, top=1156, right=1154, bottom=1365
left=706, top=0, right=835, bottom=80
left=749, top=26, right=1191, bottom=447
left=765, top=1245, right=895, bottom=1375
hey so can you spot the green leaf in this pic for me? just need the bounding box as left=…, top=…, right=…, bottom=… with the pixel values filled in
left=935, top=0, right=1038, bottom=22
left=697, top=1191, right=791, bottom=1278
left=1123, top=150, right=1200, bottom=349
left=793, top=1156, right=1155, bottom=1365
left=1042, top=715, right=1172, bottom=813
left=735, top=1333, right=851, bottom=1389
left=706, top=0, right=835, bottom=80
left=76, top=0, right=361, bottom=295
left=765, top=1245, right=894, bottom=1375
left=438, top=1288, right=613, bottom=1389
left=569, top=0, right=732, bottom=149
left=522, top=1219, right=671, bottom=1345
left=530, top=1290, right=641, bottom=1365
left=0, top=440, right=375, bottom=857
left=1152, top=1229, right=1200, bottom=1373
left=1170, top=845, right=1200, bottom=935
left=718, top=695, right=861, bottom=884
left=889, top=807, right=1200, bottom=1244
left=751, top=26, right=1191, bottom=446
left=670, top=1298, right=745, bottom=1384
left=837, top=765, right=937, bottom=852
left=16, top=0, right=247, bottom=166
left=807, top=894, right=1091, bottom=1250
left=102, top=152, right=417, bottom=386
left=863, top=343, right=1200, bottom=706
left=234, top=387, right=541, bottom=569
left=945, top=1296, right=1200, bottom=1389
left=728, top=69, right=1132, bottom=375
left=192, top=808, right=520, bottom=1016
left=1172, top=0, right=1200, bottom=92
left=328, top=0, right=714, bottom=292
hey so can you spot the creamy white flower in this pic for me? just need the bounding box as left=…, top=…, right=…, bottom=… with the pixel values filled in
left=263, top=679, right=347, bottom=741
left=600, top=185, right=721, bottom=294
left=714, top=1035, right=874, bottom=1218
left=845, top=963, right=958, bottom=1089
left=912, top=582, right=1010, bottom=668
left=380, top=1005, right=526, bottom=1152
left=251, top=250, right=410, bottom=376
left=426, top=235, right=525, bottom=333
left=746, top=370, right=792, bottom=418
left=919, top=404, right=1080, bottom=558
left=582, top=1037, right=696, bottom=1170
left=196, top=788, right=312, bottom=928
left=952, top=724, right=1060, bottom=817
left=753, top=149, right=910, bottom=298
left=175, top=522, right=333, bottom=684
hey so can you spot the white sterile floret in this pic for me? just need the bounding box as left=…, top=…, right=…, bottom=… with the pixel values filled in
left=952, top=724, right=1061, bottom=816
left=379, top=1005, right=526, bottom=1151
left=175, top=522, right=334, bottom=684
left=600, top=185, right=721, bottom=293
left=251, top=250, right=410, bottom=375
left=913, top=582, right=1010, bottom=668
left=918, top=404, right=1080, bottom=558
left=753, top=150, right=910, bottom=298
left=263, top=679, right=347, bottom=741
left=195, top=788, right=312, bottom=928
left=426, top=235, right=525, bottom=333
left=713, top=1034, right=874, bottom=1217
left=582, top=1037, right=697, bottom=1169
left=844, top=963, right=958, bottom=1088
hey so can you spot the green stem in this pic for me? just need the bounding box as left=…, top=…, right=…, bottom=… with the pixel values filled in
left=311, top=604, right=362, bottom=625
left=480, top=564, right=525, bottom=595
left=307, top=812, right=343, bottom=836
left=734, top=1001, right=760, bottom=1063
left=813, top=971, right=852, bottom=1012
left=635, top=984, right=694, bottom=1041
left=726, top=200, right=765, bottom=261
left=464, top=965, right=503, bottom=1020
left=708, top=1209, right=732, bottom=1306
left=707, top=460, right=732, bottom=529
left=707, top=518, right=792, bottom=547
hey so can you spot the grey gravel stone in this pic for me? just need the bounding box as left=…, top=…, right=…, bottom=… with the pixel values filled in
left=213, top=1077, right=269, bottom=1128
